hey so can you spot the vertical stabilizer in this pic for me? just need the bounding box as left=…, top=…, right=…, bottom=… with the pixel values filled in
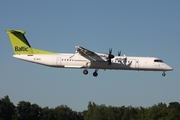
left=6, top=30, right=33, bottom=54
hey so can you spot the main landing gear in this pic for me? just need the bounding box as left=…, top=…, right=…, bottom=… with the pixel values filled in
left=83, top=69, right=99, bottom=77
left=93, top=69, right=98, bottom=77
left=83, top=69, right=88, bottom=75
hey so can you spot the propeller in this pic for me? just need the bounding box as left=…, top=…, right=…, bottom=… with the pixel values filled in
left=107, top=48, right=114, bottom=65
left=118, top=51, right=121, bottom=56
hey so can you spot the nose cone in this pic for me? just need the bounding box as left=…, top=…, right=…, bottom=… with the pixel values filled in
left=169, top=66, right=173, bottom=71
left=166, top=65, right=173, bottom=71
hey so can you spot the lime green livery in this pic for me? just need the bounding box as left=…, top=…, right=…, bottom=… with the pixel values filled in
left=6, top=30, right=56, bottom=55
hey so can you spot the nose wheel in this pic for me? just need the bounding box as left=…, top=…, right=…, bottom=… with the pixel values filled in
left=162, top=72, right=166, bottom=77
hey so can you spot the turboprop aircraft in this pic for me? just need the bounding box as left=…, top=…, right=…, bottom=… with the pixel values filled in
left=6, top=30, right=173, bottom=77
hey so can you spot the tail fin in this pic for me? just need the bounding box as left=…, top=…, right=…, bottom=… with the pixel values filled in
left=6, top=30, right=33, bottom=54
left=6, top=30, right=56, bottom=55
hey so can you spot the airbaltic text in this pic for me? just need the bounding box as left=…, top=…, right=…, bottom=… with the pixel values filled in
left=15, top=46, right=28, bottom=51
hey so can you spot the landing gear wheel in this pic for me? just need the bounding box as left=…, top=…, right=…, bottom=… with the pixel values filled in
left=83, top=69, right=88, bottom=75
left=162, top=73, right=166, bottom=77
left=93, top=72, right=98, bottom=77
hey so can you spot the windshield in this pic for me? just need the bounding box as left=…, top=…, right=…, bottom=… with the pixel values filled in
left=154, top=59, right=164, bottom=63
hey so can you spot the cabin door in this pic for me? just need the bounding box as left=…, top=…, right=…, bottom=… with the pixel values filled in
left=56, top=57, right=61, bottom=65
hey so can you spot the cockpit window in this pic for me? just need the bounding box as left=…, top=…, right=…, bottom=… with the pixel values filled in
left=154, top=59, right=164, bottom=62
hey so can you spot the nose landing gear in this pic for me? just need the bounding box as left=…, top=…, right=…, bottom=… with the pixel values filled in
left=162, top=71, right=166, bottom=77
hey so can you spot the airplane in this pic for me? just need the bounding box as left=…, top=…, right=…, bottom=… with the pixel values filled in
left=6, top=30, right=173, bottom=77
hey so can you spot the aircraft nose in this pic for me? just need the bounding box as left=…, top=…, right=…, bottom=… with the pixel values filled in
left=170, top=66, right=173, bottom=71
left=167, top=65, right=173, bottom=71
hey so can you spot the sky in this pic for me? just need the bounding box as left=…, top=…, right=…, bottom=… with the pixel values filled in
left=0, top=1, right=180, bottom=112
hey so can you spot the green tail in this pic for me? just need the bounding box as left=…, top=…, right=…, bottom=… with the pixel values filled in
left=6, top=30, right=56, bottom=55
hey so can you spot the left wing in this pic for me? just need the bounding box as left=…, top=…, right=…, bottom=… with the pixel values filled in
left=75, top=46, right=100, bottom=61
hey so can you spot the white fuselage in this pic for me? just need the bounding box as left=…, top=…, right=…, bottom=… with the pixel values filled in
left=13, top=52, right=173, bottom=71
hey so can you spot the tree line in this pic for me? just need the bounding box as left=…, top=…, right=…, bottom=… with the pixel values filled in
left=0, top=95, right=180, bottom=120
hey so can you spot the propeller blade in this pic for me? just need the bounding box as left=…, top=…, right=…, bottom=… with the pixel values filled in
left=108, top=48, right=114, bottom=58
left=107, top=48, right=114, bottom=65
left=109, top=48, right=112, bottom=55
left=118, top=51, right=121, bottom=56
